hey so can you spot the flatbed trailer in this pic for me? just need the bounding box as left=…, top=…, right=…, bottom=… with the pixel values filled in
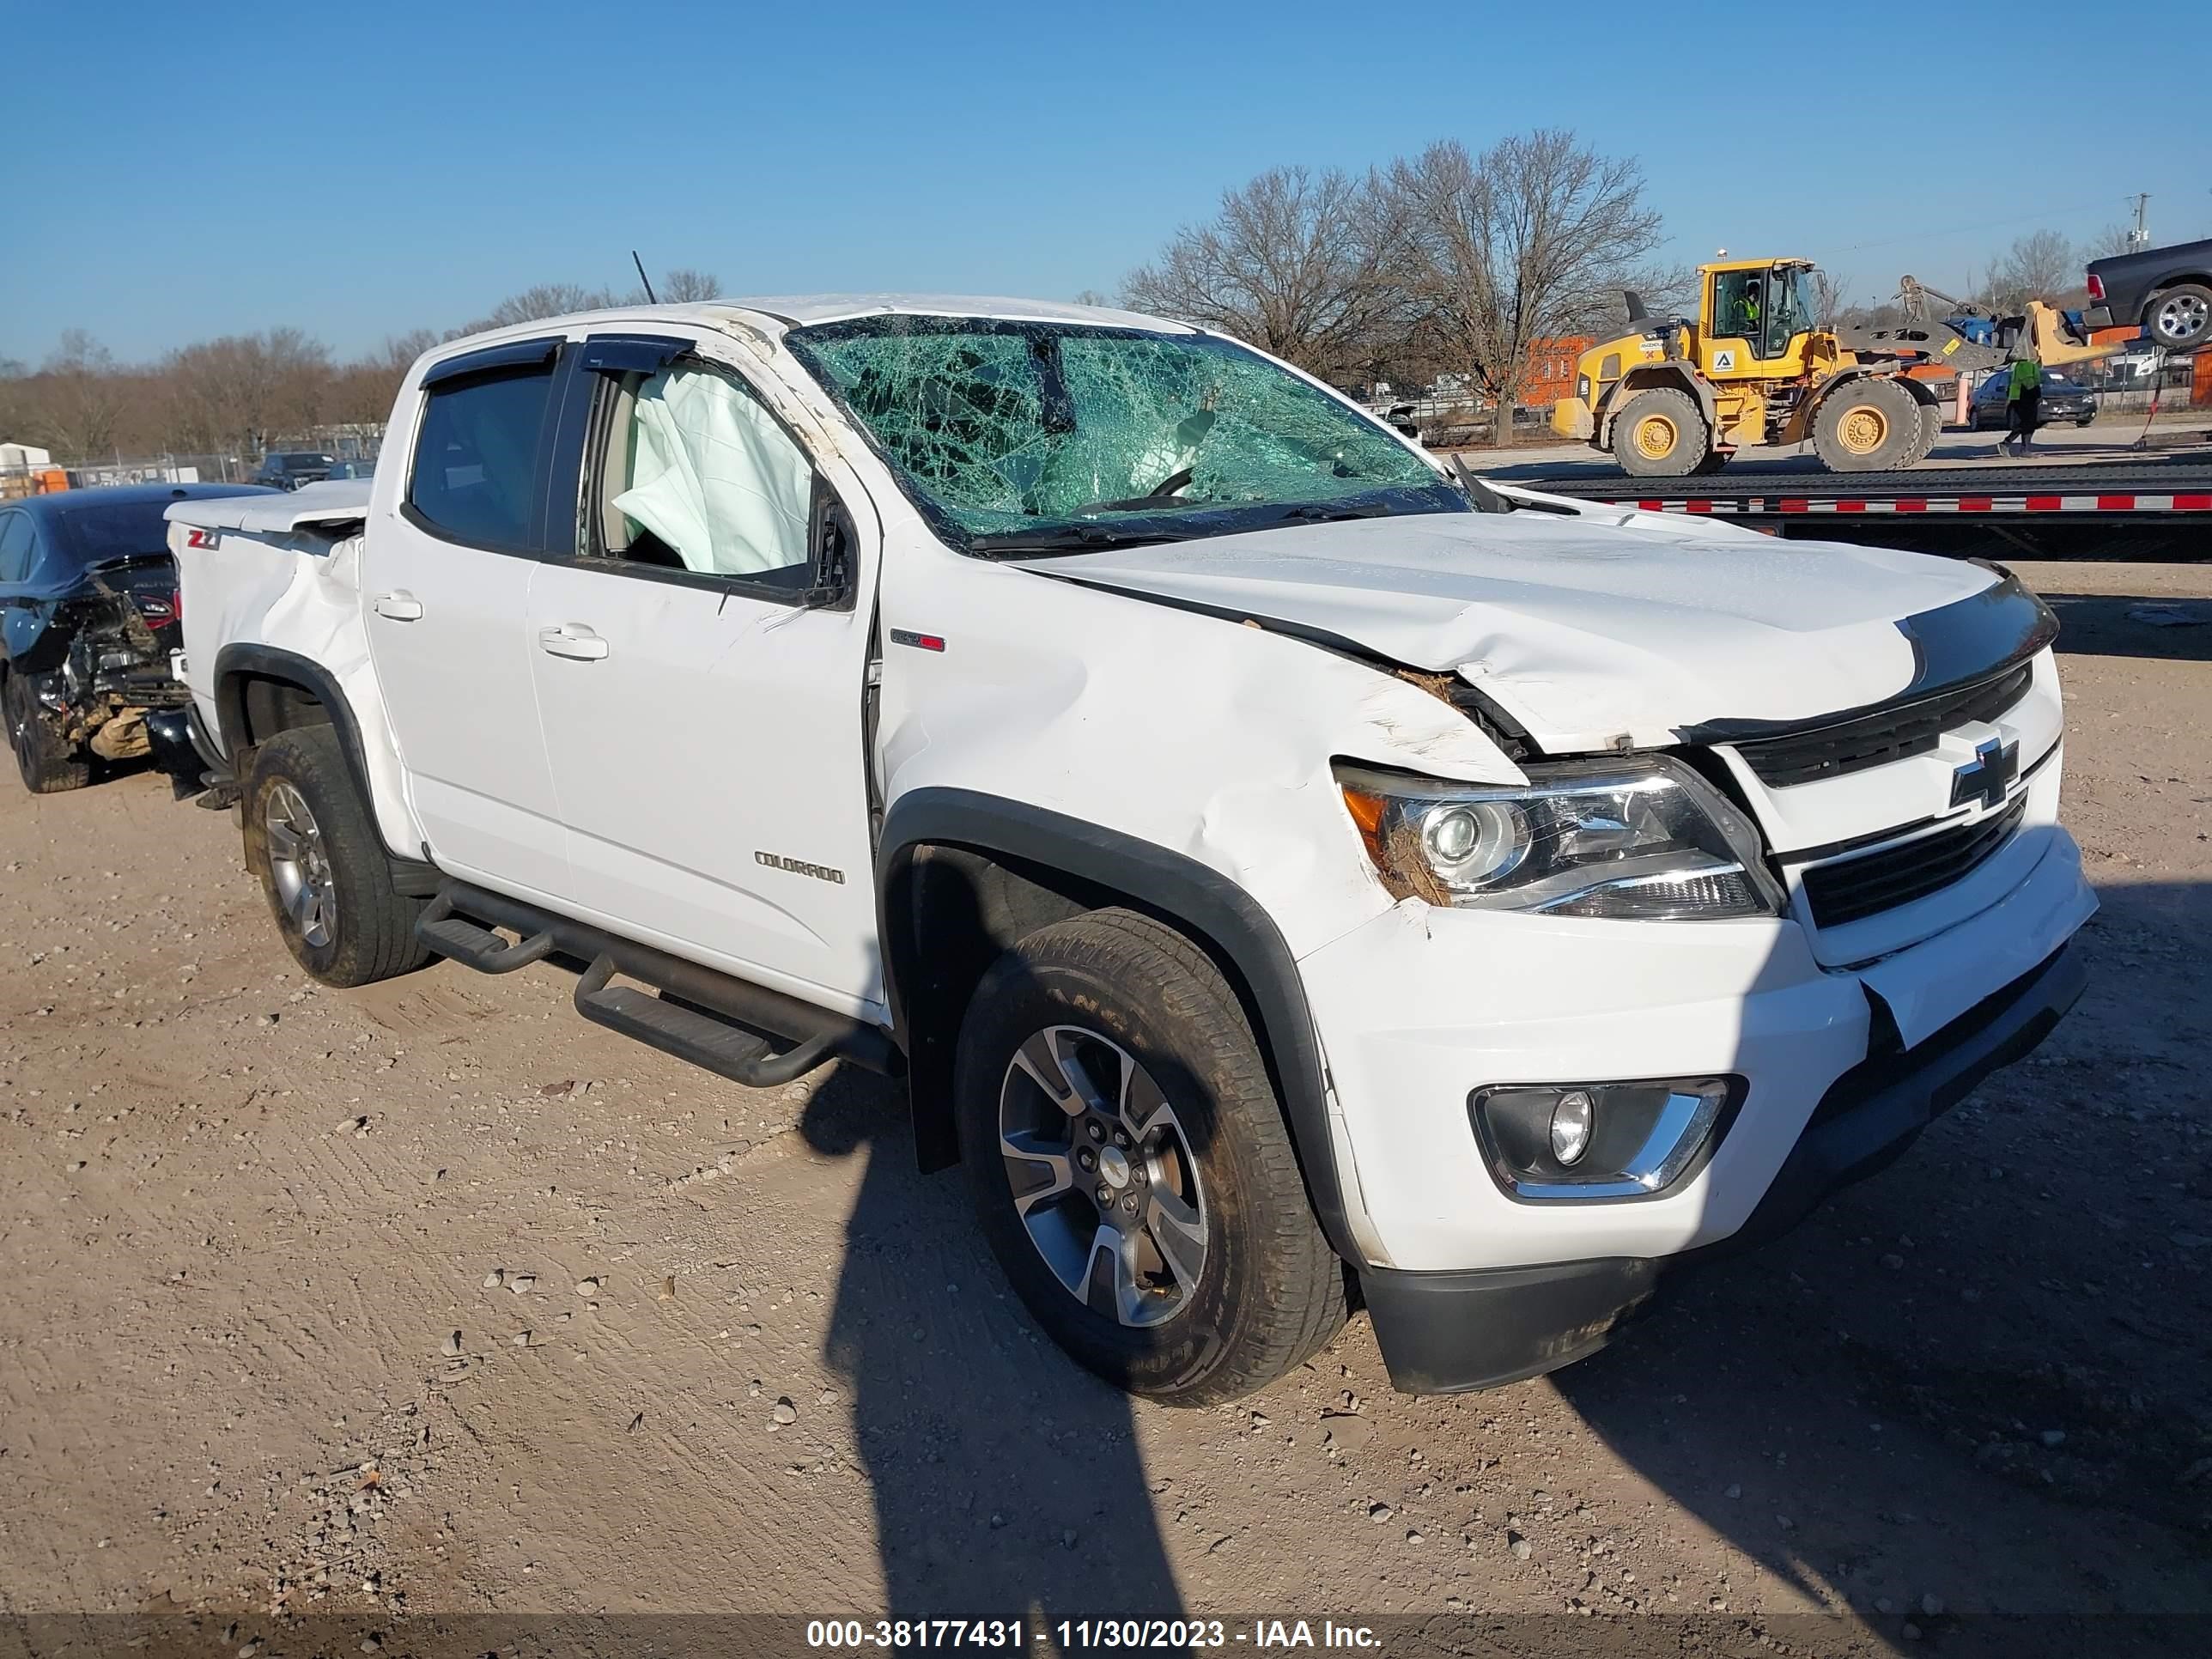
left=1524, top=462, right=2212, bottom=556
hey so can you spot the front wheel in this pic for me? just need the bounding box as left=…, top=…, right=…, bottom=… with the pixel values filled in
left=243, top=725, right=430, bottom=987
left=956, top=908, right=1346, bottom=1405
left=1813, top=378, right=1920, bottom=471
left=1609, top=387, right=1707, bottom=477
left=1908, top=402, right=1943, bottom=465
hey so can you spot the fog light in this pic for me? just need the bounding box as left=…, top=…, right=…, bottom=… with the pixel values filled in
left=1549, top=1090, right=1594, bottom=1164
left=1468, top=1078, right=1740, bottom=1201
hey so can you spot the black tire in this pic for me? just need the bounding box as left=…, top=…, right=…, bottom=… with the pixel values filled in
left=1690, top=447, right=1730, bottom=476
left=1812, top=377, right=1920, bottom=471
left=1609, top=387, right=1707, bottom=477
left=2144, top=283, right=2212, bottom=353
left=955, top=908, right=1346, bottom=1406
left=1908, top=402, right=1943, bottom=465
left=4, top=665, right=91, bottom=794
left=242, top=725, right=430, bottom=988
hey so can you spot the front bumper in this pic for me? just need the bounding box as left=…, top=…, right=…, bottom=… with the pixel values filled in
left=1356, top=937, right=2087, bottom=1392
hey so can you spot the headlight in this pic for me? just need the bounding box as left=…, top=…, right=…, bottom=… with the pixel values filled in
left=1577, top=374, right=1592, bottom=401
left=1336, top=755, right=1783, bottom=921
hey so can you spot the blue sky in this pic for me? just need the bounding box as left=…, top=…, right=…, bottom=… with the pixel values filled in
left=6, top=0, right=2205, bottom=364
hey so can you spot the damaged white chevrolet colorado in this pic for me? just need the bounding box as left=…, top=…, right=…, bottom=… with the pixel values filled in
left=166, top=297, right=2094, bottom=1403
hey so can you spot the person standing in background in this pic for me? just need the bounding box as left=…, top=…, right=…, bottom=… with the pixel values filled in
left=1999, top=354, right=2043, bottom=457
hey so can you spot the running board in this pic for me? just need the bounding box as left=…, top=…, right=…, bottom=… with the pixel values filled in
left=573, top=956, right=837, bottom=1088
left=416, top=879, right=900, bottom=1084
left=415, top=892, right=556, bottom=974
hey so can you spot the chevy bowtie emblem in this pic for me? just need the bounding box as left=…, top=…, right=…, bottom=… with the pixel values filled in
left=1951, top=736, right=2021, bottom=811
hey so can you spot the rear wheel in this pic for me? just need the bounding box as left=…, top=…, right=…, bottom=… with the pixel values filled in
left=243, top=725, right=430, bottom=987
left=956, top=908, right=1346, bottom=1405
left=2145, top=283, right=2212, bottom=353
left=1609, top=387, right=1708, bottom=477
left=4, top=665, right=90, bottom=794
left=1813, top=378, right=1920, bottom=471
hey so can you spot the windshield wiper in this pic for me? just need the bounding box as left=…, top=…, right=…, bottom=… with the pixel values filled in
left=969, top=521, right=1199, bottom=557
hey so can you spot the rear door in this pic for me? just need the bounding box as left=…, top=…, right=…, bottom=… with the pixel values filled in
left=524, top=331, right=884, bottom=1014
left=360, top=338, right=569, bottom=898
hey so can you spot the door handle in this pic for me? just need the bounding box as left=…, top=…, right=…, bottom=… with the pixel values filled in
left=372, top=592, right=424, bottom=622
left=538, top=624, right=609, bottom=662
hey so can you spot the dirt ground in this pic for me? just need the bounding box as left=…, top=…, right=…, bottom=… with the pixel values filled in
left=2, top=558, right=2207, bottom=1659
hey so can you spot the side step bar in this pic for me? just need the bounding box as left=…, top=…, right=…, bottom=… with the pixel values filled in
left=416, top=879, right=900, bottom=1083
left=416, top=892, right=556, bottom=974
left=574, top=956, right=839, bottom=1088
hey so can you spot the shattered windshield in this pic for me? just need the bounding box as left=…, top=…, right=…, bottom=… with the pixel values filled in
left=786, top=318, right=1463, bottom=554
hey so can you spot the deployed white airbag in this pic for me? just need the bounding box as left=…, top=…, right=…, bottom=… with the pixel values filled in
left=614, top=368, right=811, bottom=576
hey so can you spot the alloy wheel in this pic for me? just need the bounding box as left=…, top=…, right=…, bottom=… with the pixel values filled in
left=998, top=1024, right=1208, bottom=1327
left=2155, top=291, right=2208, bottom=345
left=264, top=781, right=337, bottom=947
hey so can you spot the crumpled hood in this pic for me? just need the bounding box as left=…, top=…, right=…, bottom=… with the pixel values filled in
left=1021, top=507, right=2011, bottom=752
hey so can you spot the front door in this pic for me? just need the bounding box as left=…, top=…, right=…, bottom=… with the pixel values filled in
left=526, top=336, right=884, bottom=1015
left=360, top=339, right=569, bottom=898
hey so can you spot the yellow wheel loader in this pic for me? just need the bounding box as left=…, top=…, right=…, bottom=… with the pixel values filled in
left=1551, top=260, right=2115, bottom=477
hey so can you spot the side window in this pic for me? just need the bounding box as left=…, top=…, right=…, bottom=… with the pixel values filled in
left=0, top=512, right=33, bottom=583
left=406, top=362, right=558, bottom=550
left=586, top=361, right=815, bottom=587
left=1712, top=271, right=1754, bottom=339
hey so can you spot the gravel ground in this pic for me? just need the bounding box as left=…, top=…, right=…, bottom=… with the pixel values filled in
left=0, top=558, right=2205, bottom=1659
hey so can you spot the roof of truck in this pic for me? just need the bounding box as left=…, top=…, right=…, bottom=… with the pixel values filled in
left=415, top=296, right=1195, bottom=363
left=709, top=295, right=1192, bottom=331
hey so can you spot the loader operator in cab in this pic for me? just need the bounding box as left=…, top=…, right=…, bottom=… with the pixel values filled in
left=1714, top=269, right=1765, bottom=351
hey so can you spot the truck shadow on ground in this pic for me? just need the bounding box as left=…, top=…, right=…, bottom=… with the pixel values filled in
left=796, top=870, right=2206, bottom=1656
left=1549, top=877, right=2212, bottom=1651
left=2037, top=593, right=2212, bottom=663
left=799, top=1067, right=1190, bottom=1649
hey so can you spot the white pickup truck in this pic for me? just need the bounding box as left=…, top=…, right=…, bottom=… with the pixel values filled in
left=166, top=295, right=2094, bottom=1403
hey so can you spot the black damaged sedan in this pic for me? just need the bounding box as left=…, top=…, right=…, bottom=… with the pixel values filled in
left=0, top=483, right=273, bottom=793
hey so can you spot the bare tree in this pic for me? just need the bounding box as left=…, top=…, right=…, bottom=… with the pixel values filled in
left=39, top=331, right=129, bottom=462
left=1121, top=166, right=1407, bottom=384
left=162, top=328, right=333, bottom=459
left=655, top=267, right=723, bottom=303
left=1984, top=230, right=2076, bottom=310
left=2081, top=222, right=2141, bottom=260
left=447, top=283, right=618, bottom=337
left=1382, top=131, right=1661, bottom=443
left=1810, top=267, right=1852, bottom=326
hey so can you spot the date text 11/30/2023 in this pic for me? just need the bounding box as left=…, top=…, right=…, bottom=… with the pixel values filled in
left=805, top=1619, right=1383, bottom=1650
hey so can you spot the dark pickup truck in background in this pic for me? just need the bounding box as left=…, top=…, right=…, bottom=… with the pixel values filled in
left=2085, top=236, right=2212, bottom=352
